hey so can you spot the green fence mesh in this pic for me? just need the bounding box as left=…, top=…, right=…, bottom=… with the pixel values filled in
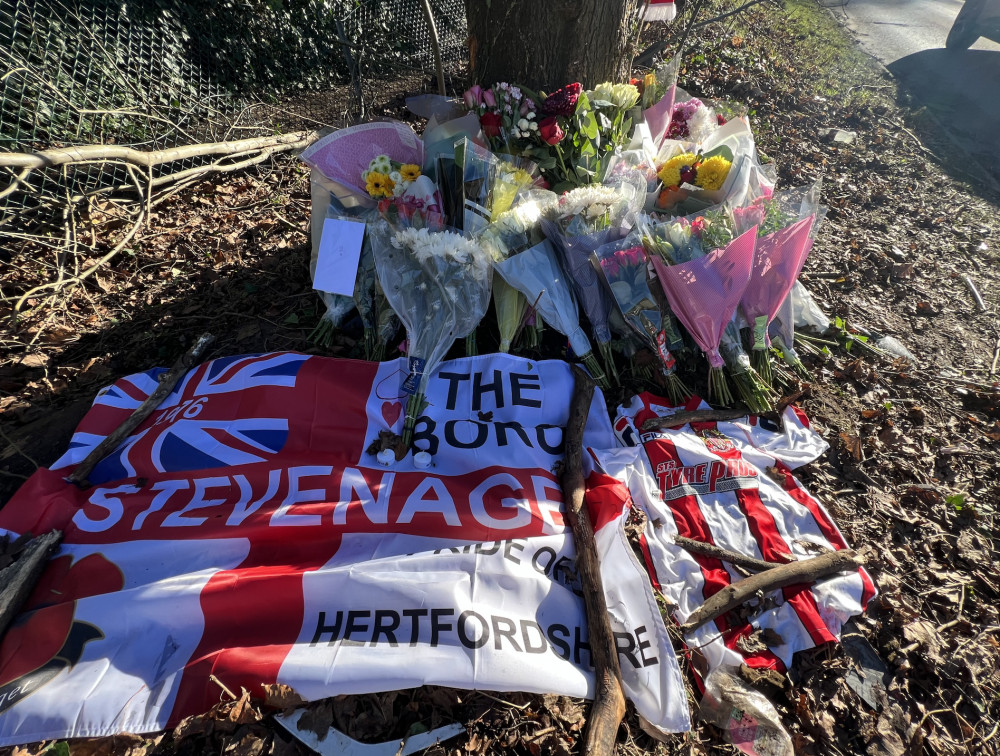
left=0, top=0, right=467, bottom=220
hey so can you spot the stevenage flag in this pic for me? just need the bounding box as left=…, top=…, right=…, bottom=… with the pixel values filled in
left=0, top=353, right=690, bottom=745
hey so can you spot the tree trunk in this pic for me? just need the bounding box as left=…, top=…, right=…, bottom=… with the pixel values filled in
left=464, top=0, right=643, bottom=90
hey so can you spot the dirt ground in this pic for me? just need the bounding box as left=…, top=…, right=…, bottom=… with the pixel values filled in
left=2, top=0, right=999, bottom=754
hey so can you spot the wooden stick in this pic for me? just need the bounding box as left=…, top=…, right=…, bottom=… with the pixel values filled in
left=561, top=365, right=626, bottom=756
left=673, top=535, right=790, bottom=573
left=679, top=549, right=865, bottom=635
left=67, top=334, right=215, bottom=488
left=0, top=530, right=62, bottom=639
left=642, top=408, right=757, bottom=431
left=418, top=0, right=447, bottom=96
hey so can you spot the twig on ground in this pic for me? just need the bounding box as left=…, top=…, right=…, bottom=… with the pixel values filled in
left=673, top=535, right=792, bottom=572
left=679, top=548, right=866, bottom=635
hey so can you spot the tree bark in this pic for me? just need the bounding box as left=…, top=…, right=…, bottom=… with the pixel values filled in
left=464, top=0, right=643, bottom=90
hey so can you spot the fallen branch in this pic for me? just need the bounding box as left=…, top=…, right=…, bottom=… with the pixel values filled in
left=0, top=530, right=62, bottom=639
left=0, top=131, right=318, bottom=173
left=642, top=408, right=750, bottom=431
left=680, top=548, right=865, bottom=635
left=673, top=535, right=791, bottom=573
left=67, top=334, right=215, bottom=488
left=561, top=365, right=626, bottom=756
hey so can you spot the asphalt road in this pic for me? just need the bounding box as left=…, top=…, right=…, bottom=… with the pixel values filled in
left=833, top=0, right=1000, bottom=184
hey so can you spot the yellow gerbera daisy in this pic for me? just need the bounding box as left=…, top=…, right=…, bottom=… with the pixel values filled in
left=400, top=164, right=421, bottom=182
left=693, top=155, right=732, bottom=191
left=366, top=171, right=394, bottom=198
left=657, top=152, right=698, bottom=189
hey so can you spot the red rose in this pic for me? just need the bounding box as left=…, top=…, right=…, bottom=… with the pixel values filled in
left=538, top=116, right=565, bottom=146
left=480, top=111, right=502, bottom=138
left=541, top=82, right=582, bottom=116
left=717, top=114, right=728, bottom=125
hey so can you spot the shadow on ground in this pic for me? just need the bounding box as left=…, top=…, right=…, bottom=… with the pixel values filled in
left=888, top=47, right=1000, bottom=190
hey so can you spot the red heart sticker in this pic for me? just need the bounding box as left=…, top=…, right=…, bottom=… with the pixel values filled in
left=381, top=401, right=402, bottom=428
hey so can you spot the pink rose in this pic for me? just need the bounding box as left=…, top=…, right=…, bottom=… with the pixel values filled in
left=483, top=88, right=497, bottom=108
left=463, top=85, right=484, bottom=109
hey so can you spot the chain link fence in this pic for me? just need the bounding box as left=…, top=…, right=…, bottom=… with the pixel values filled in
left=0, top=0, right=467, bottom=224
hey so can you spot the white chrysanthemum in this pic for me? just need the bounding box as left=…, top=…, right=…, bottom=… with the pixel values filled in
left=686, top=105, right=719, bottom=143
left=390, top=170, right=403, bottom=184
left=372, top=154, right=392, bottom=174
left=392, top=227, right=491, bottom=278
left=517, top=118, right=529, bottom=131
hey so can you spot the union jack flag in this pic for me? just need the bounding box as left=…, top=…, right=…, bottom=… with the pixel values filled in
left=54, top=353, right=310, bottom=483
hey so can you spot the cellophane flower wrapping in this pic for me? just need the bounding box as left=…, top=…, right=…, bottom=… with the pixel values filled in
left=479, top=191, right=557, bottom=351
left=307, top=179, right=359, bottom=346
left=541, top=181, right=644, bottom=381
left=592, top=233, right=690, bottom=401
left=650, top=117, right=761, bottom=215
left=460, top=141, right=543, bottom=353
left=493, top=239, right=609, bottom=387
left=650, top=217, right=758, bottom=406
left=735, top=181, right=825, bottom=383
left=460, top=138, right=541, bottom=236
left=301, top=121, right=423, bottom=210
left=641, top=57, right=680, bottom=146
left=372, top=222, right=493, bottom=450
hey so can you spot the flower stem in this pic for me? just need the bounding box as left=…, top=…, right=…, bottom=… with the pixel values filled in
left=751, top=348, right=773, bottom=386
left=555, top=142, right=572, bottom=185
left=401, top=392, right=426, bottom=450
left=581, top=351, right=610, bottom=390
left=663, top=371, right=691, bottom=405
left=597, top=340, right=619, bottom=386
left=465, top=332, right=478, bottom=356
left=708, top=366, right=733, bottom=407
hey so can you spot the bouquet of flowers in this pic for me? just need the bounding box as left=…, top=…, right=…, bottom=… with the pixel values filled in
left=665, top=96, right=723, bottom=142
left=301, top=122, right=439, bottom=349
left=372, top=223, right=493, bottom=451
left=494, top=238, right=610, bottom=388
left=460, top=138, right=540, bottom=235
left=592, top=233, right=689, bottom=402
left=351, top=212, right=400, bottom=361
left=734, top=182, right=825, bottom=383
left=462, top=82, right=539, bottom=154
left=479, top=190, right=556, bottom=352
left=638, top=57, right=680, bottom=147
left=541, top=183, right=643, bottom=383
left=651, top=117, right=758, bottom=214
left=460, top=140, right=542, bottom=353
left=649, top=213, right=771, bottom=409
